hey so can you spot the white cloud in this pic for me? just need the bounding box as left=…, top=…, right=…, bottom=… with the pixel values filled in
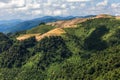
left=43, top=2, right=51, bottom=7
left=43, top=10, right=52, bottom=15
left=80, top=3, right=86, bottom=7
left=115, top=14, right=120, bottom=16
left=33, top=10, right=42, bottom=15
left=70, top=6, right=76, bottom=9
left=62, top=9, right=69, bottom=15
left=0, top=0, right=12, bottom=3
left=27, top=3, right=41, bottom=9
left=67, top=0, right=90, bottom=2
left=53, top=10, right=62, bottom=16
left=111, top=3, right=120, bottom=8
left=96, top=0, right=108, bottom=6
left=61, top=4, right=67, bottom=8
left=0, top=0, right=120, bottom=20
left=52, top=3, right=60, bottom=7
left=0, top=0, right=25, bottom=8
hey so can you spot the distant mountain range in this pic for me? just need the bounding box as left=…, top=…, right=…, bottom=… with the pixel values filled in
left=0, top=15, right=96, bottom=33
left=0, top=20, right=22, bottom=33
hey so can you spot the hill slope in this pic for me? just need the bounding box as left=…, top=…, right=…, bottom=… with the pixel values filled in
left=0, top=16, right=120, bottom=80
left=0, top=16, right=75, bottom=33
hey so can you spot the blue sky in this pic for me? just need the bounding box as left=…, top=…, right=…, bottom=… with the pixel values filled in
left=0, top=0, right=120, bottom=20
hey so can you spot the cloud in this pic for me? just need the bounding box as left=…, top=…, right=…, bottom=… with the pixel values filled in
left=96, top=0, right=108, bottom=6
left=111, top=3, right=120, bottom=8
left=43, top=10, right=52, bottom=15
left=67, top=0, right=90, bottom=2
left=0, top=0, right=120, bottom=20
left=33, top=10, right=42, bottom=15
left=70, top=6, right=76, bottom=9
left=53, top=10, right=62, bottom=16
left=61, top=4, right=67, bottom=8
left=0, top=0, right=12, bottom=3
left=0, top=0, right=25, bottom=9
left=80, top=3, right=86, bottom=7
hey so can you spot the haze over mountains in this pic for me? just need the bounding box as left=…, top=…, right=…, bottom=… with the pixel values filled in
left=0, top=16, right=74, bottom=33
left=0, top=15, right=96, bottom=33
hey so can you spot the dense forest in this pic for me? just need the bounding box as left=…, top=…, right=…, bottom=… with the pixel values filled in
left=0, top=18, right=120, bottom=80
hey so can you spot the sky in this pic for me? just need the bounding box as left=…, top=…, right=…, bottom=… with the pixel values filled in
left=0, top=0, right=120, bottom=20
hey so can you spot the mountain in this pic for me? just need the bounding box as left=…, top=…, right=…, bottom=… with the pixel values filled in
left=77, top=15, right=96, bottom=18
left=0, top=15, right=120, bottom=80
left=16, top=14, right=113, bottom=41
left=0, top=16, right=76, bottom=33
left=0, top=19, right=22, bottom=33
left=0, top=15, right=95, bottom=33
left=0, top=19, right=22, bottom=24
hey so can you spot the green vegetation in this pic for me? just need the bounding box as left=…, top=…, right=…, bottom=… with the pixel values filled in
left=0, top=18, right=120, bottom=80
left=26, top=24, right=56, bottom=34
left=0, top=33, right=12, bottom=53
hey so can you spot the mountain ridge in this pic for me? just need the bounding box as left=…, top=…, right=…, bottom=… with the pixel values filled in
left=16, top=14, right=115, bottom=41
left=0, top=15, right=96, bottom=33
left=0, top=15, right=120, bottom=80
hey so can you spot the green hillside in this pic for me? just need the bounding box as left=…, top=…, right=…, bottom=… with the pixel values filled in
left=0, top=18, right=120, bottom=80
left=26, top=24, right=56, bottom=34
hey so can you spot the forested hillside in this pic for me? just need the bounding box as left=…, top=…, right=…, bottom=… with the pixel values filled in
left=0, top=17, right=120, bottom=80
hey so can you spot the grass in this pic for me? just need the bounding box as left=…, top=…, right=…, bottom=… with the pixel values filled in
left=17, top=28, right=66, bottom=41
left=16, top=33, right=40, bottom=41
left=26, top=25, right=56, bottom=34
